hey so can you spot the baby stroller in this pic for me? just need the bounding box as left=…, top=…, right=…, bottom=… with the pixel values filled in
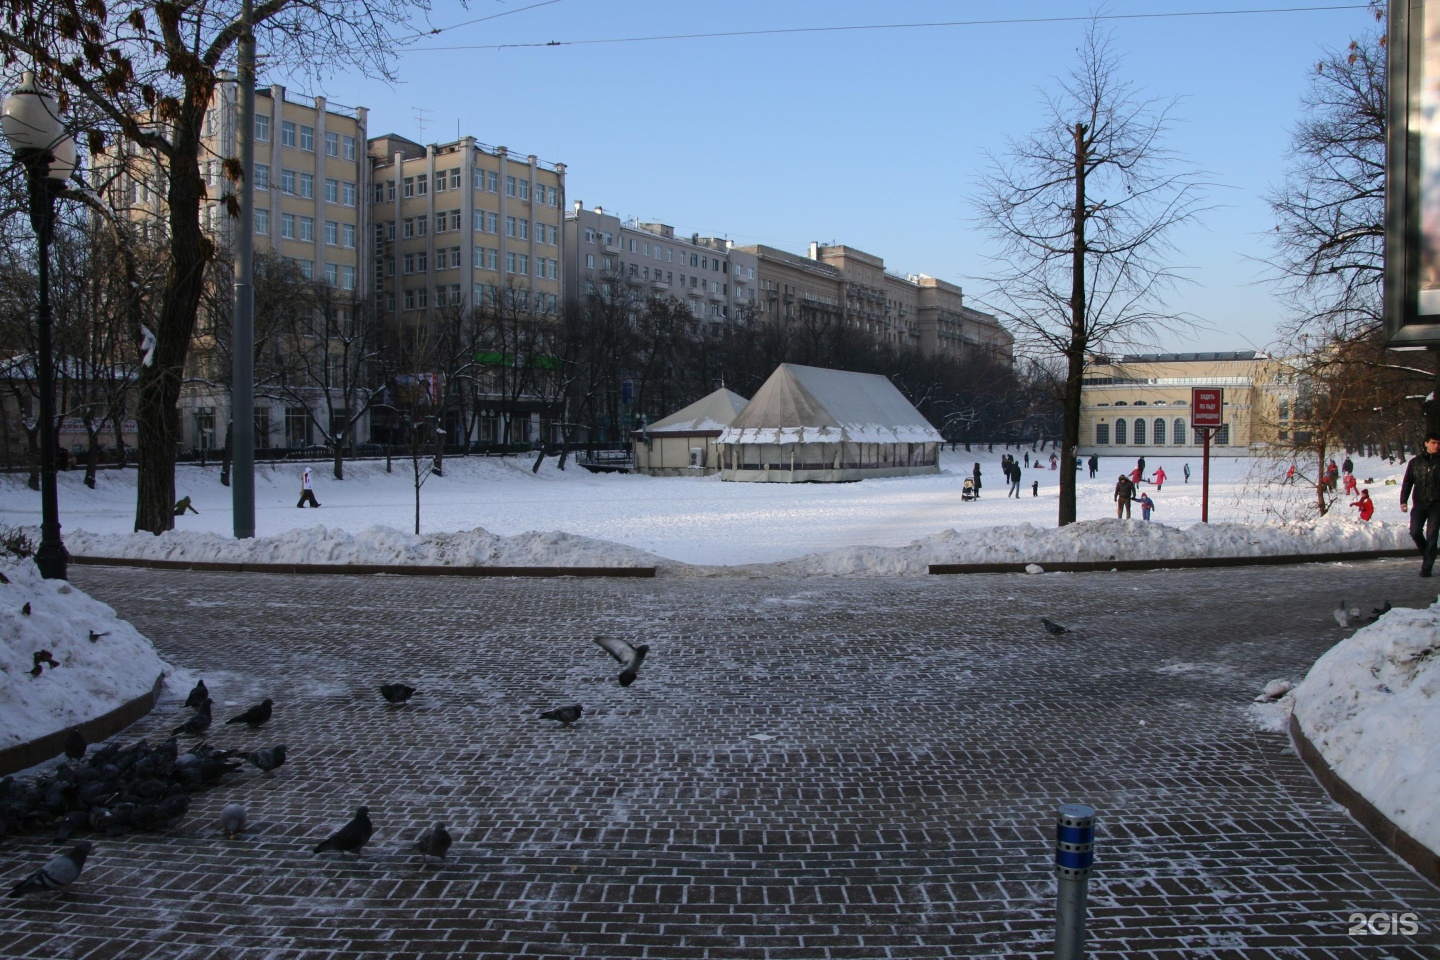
left=961, top=477, right=977, bottom=501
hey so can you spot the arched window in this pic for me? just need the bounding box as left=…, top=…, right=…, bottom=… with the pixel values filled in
left=1115, top=418, right=1127, bottom=444
left=1133, top=418, right=1146, bottom=445
left=1173, top=419, right=1186, bottom=445
left=1096, top=423, right=1110, bottom=444
left=1114, top=400, right=1128, bottom=406
left=1153, top=418, right=1166, bottom=445
left=1214, top=424, right=1230, bottom=445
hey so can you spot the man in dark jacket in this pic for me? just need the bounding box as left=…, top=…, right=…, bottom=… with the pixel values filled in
left=1114, top=473, right=1136, bottom=519
left=1400, top=432, right=1440, bottom=576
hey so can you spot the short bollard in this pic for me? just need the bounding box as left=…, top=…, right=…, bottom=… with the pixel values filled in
left=1053, top=803, right=1096, bottom=960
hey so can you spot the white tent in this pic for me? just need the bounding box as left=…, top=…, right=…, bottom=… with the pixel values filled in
left=715, top=364, right=943, bottom=482
left=632, top=388, right=749, bottom=476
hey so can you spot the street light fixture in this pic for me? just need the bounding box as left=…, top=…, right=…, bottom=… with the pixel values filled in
left=3, top=70, right=76, bottom=580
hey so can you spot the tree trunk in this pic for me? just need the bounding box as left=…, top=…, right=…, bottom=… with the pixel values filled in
left=83, top=427, right=99, bottom=489
left=1059, top=122, right=1089, bottom=527
left=220, top=419, right=232, bottom=487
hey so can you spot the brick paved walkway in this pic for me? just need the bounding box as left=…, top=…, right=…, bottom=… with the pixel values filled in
left=4, top=560, right=1439, bottom=958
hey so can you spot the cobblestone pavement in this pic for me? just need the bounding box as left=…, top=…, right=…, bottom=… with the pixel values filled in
left=4, top=560, right=1440, bottom=959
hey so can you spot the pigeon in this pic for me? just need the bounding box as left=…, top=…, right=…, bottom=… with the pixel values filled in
left=540, top=704, right=584, bottom=728
left=87, top=631, right=109, bottom=643
left=1368, top=600, right=1393, bottom=622
left=225, top=699, right=273, bottom=728
left=51, top=810, right=89, bottom=843
left=32, top=650, right=59, bottom=670
left=1253, top=679, right=1295, bottom=703
left=1334, top=600, right=1352, bottom=628
left=183, top=679, right=209, bottom=710
left=1041, top=618, right=1071, bottom=636
left=594, top=636, right=649, bottom=686
left=379, top=683, right=416, bottom=705
left=63, top=729, right=86, bottom=762
left=172, top=700, right=212, bottom=737
left=242, top=745, right=287, bottom=773
left=21, top=602, right=31, bottom=615
left=314, top=806, right=373, bottom=856
left=8, top=841, right=91, bottom=897
left=219, top=802, right=247, bottom=839
left=414, top=822, right=453, bottom=861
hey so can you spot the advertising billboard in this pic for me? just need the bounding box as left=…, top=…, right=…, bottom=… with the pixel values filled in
left=1386, top=0, right=1440, bottom=344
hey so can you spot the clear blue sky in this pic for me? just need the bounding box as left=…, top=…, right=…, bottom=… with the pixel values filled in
left=275, top=1, right=1380, bottom=353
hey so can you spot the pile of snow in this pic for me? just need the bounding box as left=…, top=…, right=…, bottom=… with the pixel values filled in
left=1293, top=603, right=1440, bottom=856
left=0, top=558, right=172, bottom=751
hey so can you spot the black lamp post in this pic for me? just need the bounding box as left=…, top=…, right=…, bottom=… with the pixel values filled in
left=3, top=71, right=75, bottom=580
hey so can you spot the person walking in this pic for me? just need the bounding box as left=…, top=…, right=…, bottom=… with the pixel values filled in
left=1342, top=472, right=1358, bottom=496
left=971, top=462, right=982, bottom=499
left=1008, top=460, right=1022, bottom=498
left=1024, top=451, right=1030, bottom=468
left=173, top=495, right=198, bottom=515
left=1152, top=466, right=1166, bottom=491
left=1183, top=462, right=1191, bottom=483
left=1088, top=453, right=1098, bottom=479
left=1343, top=454, right=1354, bottom=476
left=1284, top=463, right=1296, bottom=485
left=1115, top=473, right=1136, bottom=519
left=1137, top=456, right=1146, bottom=479
left=1401, top=431, right=1440, bottom=576
left=1049, top=453, right=1058, bottom=470
left=1136, top=492, right=1156, bottom=521
left=297, top=466, right=321, bottom=508
left=1351, top=488, right=1374, bottom=522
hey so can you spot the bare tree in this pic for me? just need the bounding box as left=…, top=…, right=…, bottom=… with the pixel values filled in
left=973, top=24, right=1208, bottom=525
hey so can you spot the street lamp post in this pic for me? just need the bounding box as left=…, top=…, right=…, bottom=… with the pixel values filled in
left=3, top=71, right=76, bottom=580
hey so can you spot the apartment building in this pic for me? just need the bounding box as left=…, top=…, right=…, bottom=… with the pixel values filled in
left=563, top=204, right=758, bottom=323
left=369, top=135, right=566, bottom=335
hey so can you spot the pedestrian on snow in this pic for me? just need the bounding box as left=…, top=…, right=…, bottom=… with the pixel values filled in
left=1137, top=456, right=1146, bottom=478
left=1401, top=431, right=1440, bottom=576
left=1088, top=453, right=1099, bottom=478
left=1342, top=472, right=1358, bottom=496
left=1049, top=453, right=1058, bottom=470
left=1285, top=463, right=1296, bottom=484
left=1326, top=459, right=1340, bottom=493
left=1183, top=462, right=1191, bottom=483
left=298, top=466, right=321, bottom=508
left=1136, top=492, right=1156, bottom=521
left=1352, top=488, right=1374, bottom=521
left=971, top=462, right=982, bottom=498
left=1115, top=473, right=1136, bottom=519
left=1343, top=454, right=1354, bottom=476
left=1152, top=466, right=1167, bottom=491
left=1129, top=465, right=1144, bottom=486
left=1024, top=451, right=1030, bottom=468
left=1031, top=480, right=1038, bottom=497
left=173, top=495, right=198, bottom=515
left=1008, top=460, right=1022, bottom=498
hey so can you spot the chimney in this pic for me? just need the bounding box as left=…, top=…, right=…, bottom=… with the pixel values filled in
left=573, top=200, right=582, bottom=214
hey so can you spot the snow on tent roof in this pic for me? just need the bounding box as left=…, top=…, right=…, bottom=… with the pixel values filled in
left=646, top=388, right=750, bottom=434
left=717, top=364, right=943, bottom=445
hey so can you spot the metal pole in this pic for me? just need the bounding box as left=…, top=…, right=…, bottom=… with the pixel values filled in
left=24, top=154, right=67, bottom=579
left=1201, top=427, right=1212, bottom=523
left=231, top=0, right=256, bottom=538
left=1053, top=803, right=1096, bottom=960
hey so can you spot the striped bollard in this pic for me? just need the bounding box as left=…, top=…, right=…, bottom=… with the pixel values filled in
left=1054, top=803, right=1096, bottom=960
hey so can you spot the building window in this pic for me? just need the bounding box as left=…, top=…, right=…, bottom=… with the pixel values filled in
left=281, top=120, right=296, bottom=147
left=1153, top=418, right=1166, bottom=445
left=255, top=164, right=270, bottom=190
left=285, top=406, right=308, bottom=445
left=343, top=135, right=356, bottom=160
left=325, top=263, right=338, bottom=285
left=297, top=259, right=314, bottom=279
left=325, top=220, right=338, bottom=245
left=506, top=216, right=516, bottom=237
left=325, top=178, right=338, bottom=203
left=1213, top=424, right=1229, bottom=445
left=325, top=131, right=339, bottom=156
left=517, top=254, right=528, bottom=275
left=281, top=169, right=296, bottom=194
left=299, top=173, right=313, bottom=198
left=299, top=217, right=314, bottom=242
left=585, top=253, right=594, bottom=269
left=403, top=177, right=414, bottom=198
left=518, top=178, right=530, bottom=200
left=505, top=175, right=516, bottom=196
left=343, top=223, right=355, bottom=248
left=449, top=169, right=460, bottom=190
left=436, top=212, right=447, bottom=233
left=486, top=211, right=497, bottom=233
left=416, top=173, right=428, bottom=195
left=1133, top=418, right=1146, bottom=445
left=505, top=252, right=516, bottom=274
left=299, top=124, right=314, bottom=151
left=1115, top=419, right=1127, bottom=445
left=1096, top=423, right=1109, bottom=445
left=281, top=213, right=295, bottom=239
left=585, top=228, right=595, bottom=243
left=254, top=208, right=270, bottom=235
left=342, top=265, right=356, bottom=290
left=449, top=210, right=461, bottom=231
left=255, top=114, right=271, bottom=141
left=1173, top=419, right=1186, bottom=445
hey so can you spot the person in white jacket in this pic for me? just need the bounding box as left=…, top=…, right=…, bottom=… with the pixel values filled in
left=297, top=466, right=321, bottom=508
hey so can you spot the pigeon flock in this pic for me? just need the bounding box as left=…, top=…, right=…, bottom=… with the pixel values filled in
left=6, top=633, right=651, bottom=897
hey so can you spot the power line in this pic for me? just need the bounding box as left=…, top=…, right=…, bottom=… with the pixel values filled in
left=402, top=0, right=567, bottom=40
left=409, top=5, right=1373, bottom=52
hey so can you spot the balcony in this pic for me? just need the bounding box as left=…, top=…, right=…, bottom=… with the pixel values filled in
left=651, top=278, right=669, bottom=292
left=685, top=286, right=704, bottom=299
left=708, top=288, right=724, bottom=302
left=602, top=239, right=620, bottom=255
left=733, top=271, right=751, bottom=284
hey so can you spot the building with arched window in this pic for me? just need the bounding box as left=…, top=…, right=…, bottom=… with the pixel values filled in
left=1078, top=352, right=1283, bottom=457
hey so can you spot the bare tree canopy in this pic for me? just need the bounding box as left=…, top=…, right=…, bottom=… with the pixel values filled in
left=972, top=23, right=1208, bottom=525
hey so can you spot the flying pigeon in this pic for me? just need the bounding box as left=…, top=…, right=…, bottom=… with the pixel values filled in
left=171, top=699, right=212, bottom=737
left=87, top=631, right=109, bottom=644
left=63, top=729, right=86, bottom=762
left=183, top=679, right=209, bottom=710
left=219, top=802, right=247, bottom=839
left=379, top=683, right=416, bottom=705
left=225, top=699, right=273, bottom=728
left=242, top=745, right=287, bottom=773
left=8, top=841, right=92, bottom=897
left=540, top=704, right=584, bottom=728
left=594, top=636, right=649, bottom=686
left=314, top=806, right=373, bottom=856
left=1041, top=618, right=1071, bottom=636
left=414, top=823, right=453, bottom=861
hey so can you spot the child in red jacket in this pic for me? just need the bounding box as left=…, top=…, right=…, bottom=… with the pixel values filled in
left=1351, top=488, right=1374, bottom=521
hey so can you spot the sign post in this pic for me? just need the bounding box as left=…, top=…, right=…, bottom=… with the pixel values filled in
left=1191, top=388, right=1224, bottom=523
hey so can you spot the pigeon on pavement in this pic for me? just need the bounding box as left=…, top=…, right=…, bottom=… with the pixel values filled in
left=379, top=683, right=416, bottom=705
left=1041, top=618, right=1071, bottom=636
left=314, top=806, right=373, bottom=856
left=242, top=745, right=287, bottom=773
left=1334, top=600, right=1353, bottom=628
left=184, top=679, right=209, bottom=710
left=219, top=802, right=247, bottom=839
left=1253, top=679, right=1295, bottom=703
left=540, top=704, right=584, bottom=728
left=225, top=699, right=273, bottom=728
left=1367, top=600, right=1393, bottom=622
left=8, top=841, right=92, bottom=897
left=415, top=823, right=453, bottom=861
left=594, top=636, right=649, bottom=686
left=171, top=700, right=212, bottom=737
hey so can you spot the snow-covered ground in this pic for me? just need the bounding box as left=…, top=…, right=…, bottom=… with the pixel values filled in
left=0, top=447, right=1434, bottom=863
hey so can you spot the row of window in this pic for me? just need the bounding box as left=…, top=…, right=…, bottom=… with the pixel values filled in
left=583, top=229, right=734, bottom=273
left=1094, top=419, right=1232, bottom=446
left=374, top=170, right=559, bottom=206
left=385, top=286, right=559, bottom=314
left=249, top=116, right=357, bottom=160
left=252, top=209, right=357, bottom=250
left=251, top=165, right=357, bottom=206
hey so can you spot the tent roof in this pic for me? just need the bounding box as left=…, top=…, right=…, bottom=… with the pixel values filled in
left=717, top=364, right=943, bottom=445
left=646, top=388, right=749, bottom=434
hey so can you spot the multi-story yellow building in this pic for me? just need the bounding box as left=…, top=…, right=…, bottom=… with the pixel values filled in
left=1079, top=351, right=1288, bottom=457
left=368, top=135, right=566, bottom=337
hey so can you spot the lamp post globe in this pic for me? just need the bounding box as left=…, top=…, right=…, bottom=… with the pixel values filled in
left=3, top=70, right=73, bottom=580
